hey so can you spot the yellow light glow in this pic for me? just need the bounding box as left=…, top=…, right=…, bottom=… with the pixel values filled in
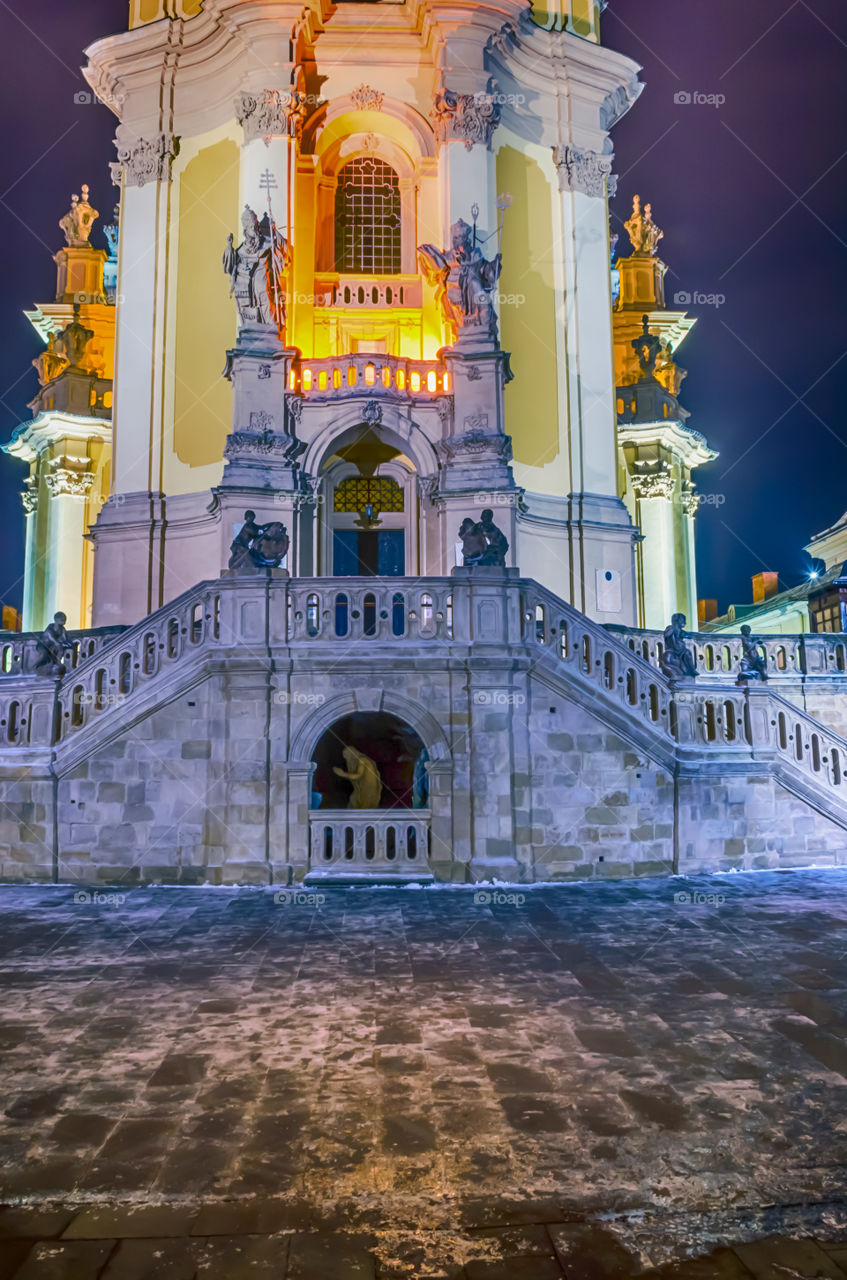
left=396, top=370, right=406, bottom=390
left=347, top=366, right=357, bottom=386
left=318, top=370, right=327, bottom=390
left=427, top=371, right=437, bottom=393
left=443, top=373, right=450, bottom=393
left=303, top=369, right=313, bottom=391
left=411, top=372, right=421, bottom=392
left=365, top=363, right=376, bottom=386
left=381, top=367, right=391, bottom=388
left=288, top=371, right=297, bottom=391
left=333, top=369, right=342, bottom=389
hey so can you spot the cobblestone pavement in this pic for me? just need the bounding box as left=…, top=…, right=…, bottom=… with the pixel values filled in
left=1, top=870, right=847, bottom=1277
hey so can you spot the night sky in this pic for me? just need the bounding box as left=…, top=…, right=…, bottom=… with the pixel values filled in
left=0, top=0, right=845, bottom=616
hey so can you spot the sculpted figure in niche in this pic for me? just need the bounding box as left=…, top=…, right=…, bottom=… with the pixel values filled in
left=659, top=613, right=697, bottom=681
left=738, top=625, right=768, bottom=683
left=35, top=612, right=74, bottom=677
left=334, top=747, right=383, bottom=810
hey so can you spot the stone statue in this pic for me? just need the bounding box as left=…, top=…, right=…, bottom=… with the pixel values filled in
left=55, top=305, right=95, bottom=369
left=459, top=509, right=509, bottom=567
left=334, top=747, right=383, bottom=810
left=632, top=315, right=662, bottom=378
left=32, top=332, right=69, bottom=387
left=624, top=194, right=663, bottom=256
left=35, top=612, right=74, bottom=677
left=228, top=510, right=289, bottom=572
left=659, top=613, right=697, bottom=681
left=59, top=185, right=98, bottom=248
left=223, top=205, right=289, bottom=331
left=104, top=208, right=120, bottom=259
left=738, top=625, right=768, bottom=683
left=418, top=217, right=502, bottom=343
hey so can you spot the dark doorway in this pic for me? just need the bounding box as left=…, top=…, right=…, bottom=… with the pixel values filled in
left=333, top=529, right=405, bottom=576
left=311, top=713, right=428, bottom=810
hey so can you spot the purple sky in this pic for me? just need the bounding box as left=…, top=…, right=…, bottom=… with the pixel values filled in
left=0, top=0, right=845, bottom=616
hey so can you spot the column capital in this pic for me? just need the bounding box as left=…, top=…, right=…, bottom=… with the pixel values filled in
left=44, top=460, right=95, bottom=499
left=432, top=90, right=501, bottom=151
left=235, top=90, right=307, bottom=145
left=552, top=144, right=616, bottom=198
left=111, top=132, right=180, bottom=188
left=632, top=461, right=675, bottom=501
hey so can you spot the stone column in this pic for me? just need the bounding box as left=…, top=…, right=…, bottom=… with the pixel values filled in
left=552, top=144, right=637, bottom=624
left=235, top=89, right=306, bottom=246
left=21, top=486, right=39, bottom=632
left=90, top=131, right=179, bottom=625
left=631, top=465, right=677, bottom=631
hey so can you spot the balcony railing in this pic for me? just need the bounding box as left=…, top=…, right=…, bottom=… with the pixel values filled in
left=309, top=811, right=432, bottom=877
left=289, top=353, right=450, bottom=399
left=312, top=275, right=423, bottom=310
left=607, top=626, right=847, bottom=682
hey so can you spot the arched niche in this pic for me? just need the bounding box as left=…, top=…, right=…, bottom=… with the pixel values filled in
left=311, top=712, right=429, bottom=811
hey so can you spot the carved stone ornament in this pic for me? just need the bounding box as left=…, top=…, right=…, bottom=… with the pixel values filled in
left=418, top=219, right=503, bottom=344
left=32, top=333, right=69, bottom=387
left=59, top=184, right=98, bottom=247
left=632, top=462, right=675, bottom=501
left=624, top=194, right=663, bottom=256
left=679, top=485, right=700, bottom=518
left=432, top=90, right=501, bottom=151
left=438, top=430, right=513, bottom=466
left=224, top=430, right=305, bottom=463
left=362, top=399, right=383, bottom=426
left=235, top=90, right=307, bottom=144
left=21, top=480, right=38, bottom=515
left=112, top=133, right=179, bottom=188
left=552, top=145, right=617, bottom=199
left=258, top=364, right=271, bottom=380
left=55, top=306, right=95, bottom=370
left=417, top=475, right=439, bottom=503
left=351, top=84, right=384, bottom=112
left=223, top=205, right=290, bottom=331
left=44, top=462, right=95, bottom=499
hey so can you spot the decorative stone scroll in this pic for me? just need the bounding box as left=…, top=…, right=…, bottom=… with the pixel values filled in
left=111, top=133, right=179, bottom=188
left=351, top=84, right=384, bottom=112
left=432, top=90, right=501, bottom=151
left=632, top=462, right=675, bottom=502
left=552, top=145, right=617, bottom=199
left=235, top=90, right=307, bottom=144
left=438, top=429, right=513, bottom=467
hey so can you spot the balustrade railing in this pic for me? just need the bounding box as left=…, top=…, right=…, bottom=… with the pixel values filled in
left=289, top=353, right=450, bottom=398
left=312, top=274, right=423, bottom=311
left=309, top=810, right=431, bottom=874
left=0, top=626, right=127, bottom=679
left=288, top=580, right=454, bottom=644
left=607, top=626, right=847, bottom=682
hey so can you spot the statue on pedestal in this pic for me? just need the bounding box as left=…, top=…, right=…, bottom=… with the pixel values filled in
left=659, top=613, right=697, bottom=681
left=632, top=315, right=662, bottom=379
left=418, top=218, right=502, bottom=344
left=32, top=333, right=69, bottom=387
left=228, top=510, right=289, bottom=572
left=55, top=305, right=95, bottom=369
left=59, top=185, right=98, bottom=248
left=334, top=747, right=383, bottom=810
left=459, top=508, right=509, bottom=567
left=222, top=205, right=289, bottom=332
left=738, top=625, right=768, bottom=683
left=624, top=194, right=663, bottom=257
left=35, top=612, right=74, bottom=678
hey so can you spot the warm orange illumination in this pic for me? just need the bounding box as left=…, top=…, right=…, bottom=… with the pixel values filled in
left=288, top=371, right=297, bottom=390
left=411, top=372, right=421, bottom=392
left=318, top=370, right=327, bottom=390
left=443, top=373, right=450, bottom=393
left=333, top=369, right=342, bottom=389
left=347, top=366, right=357, bottom=387
left=427, top=371, right=437, bottom=393
left=381, top=366, right=391, bottom=388
left=302, top=369, right=313, bottom=391
left=396, top=370, right=406, bottom=390
left=365, top=363, right=376, bottom=386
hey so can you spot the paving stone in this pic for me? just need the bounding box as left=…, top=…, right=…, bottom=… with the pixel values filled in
left=11, top=1239, right=116, bottom=1279
left=0, top=1240, right=31, bottom=1280
left=100, top=1237, right=196, bottom=1279
left=651, top=1246, right=756, bottom=1277
left=62, top=1205, right=198, bottom=1239
left=193, top=1233, right=290, bottom=1277
left=548, top=1223, right=643, bottom=1278
left=0, top=1209, right=75, bottom=1240
left=190, top=1201, right=297, bottom=1237
left=287, top=1233, right=375, bottom=1278
left=465, top=1260, right=563, bottom=1279
left=731, top=1235, right=847, bottom=1278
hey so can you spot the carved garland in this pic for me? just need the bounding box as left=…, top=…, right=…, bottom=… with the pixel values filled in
left=552, top=145, right=617, bottom=199
left=235, top=90, right=307, bottom=144
left=111, top=133, right=180, bottom=189
left=432, top=90, right=501, bottom=151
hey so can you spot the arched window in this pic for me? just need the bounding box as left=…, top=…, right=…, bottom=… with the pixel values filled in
left=335, top=157, right=401, bottom=275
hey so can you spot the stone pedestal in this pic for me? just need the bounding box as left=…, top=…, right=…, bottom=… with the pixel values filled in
left=54, top=247, right=107, bottom=305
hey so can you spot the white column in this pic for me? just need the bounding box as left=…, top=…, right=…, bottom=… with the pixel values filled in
left=433, top=92, right=500, bottom=243
left=236, top=90, right=304, bottom=247
left=21, top=496, right=38, bottom=633
left=110, top=132, right=178, bottom=497
left=44, top=481, right=94, bottom=630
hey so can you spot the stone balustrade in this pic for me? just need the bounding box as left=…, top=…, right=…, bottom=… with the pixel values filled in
left=289, top=353, right=450, bottom=399
left=308, top=811, right=432, bottom=879
left=0, top=626, right=126, bottom=680
left=312, top=274, right=423, bottom=311
left=608, top=625, right=847, bottom=682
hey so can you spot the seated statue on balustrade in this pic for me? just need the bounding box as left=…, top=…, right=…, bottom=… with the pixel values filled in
left=228, top=510, right=289, bottom=572
left=738, top=625, right=768, bottom=683
left=35, top=612, right=74, bottom=678
left=659, top=613, right=697, bottom=681
left=459, top=509, right=509, bottom=568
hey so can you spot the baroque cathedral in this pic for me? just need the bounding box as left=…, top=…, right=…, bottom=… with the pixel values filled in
left=2, top=0, right=846, bottom=888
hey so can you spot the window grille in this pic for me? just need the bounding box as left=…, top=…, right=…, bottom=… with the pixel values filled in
left=335, top=157, right=401, bottom=275
left=334, top=476, right=404, bottom=514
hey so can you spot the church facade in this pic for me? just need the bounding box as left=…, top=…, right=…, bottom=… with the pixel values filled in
left=2, top=0, right=847, bottom=888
